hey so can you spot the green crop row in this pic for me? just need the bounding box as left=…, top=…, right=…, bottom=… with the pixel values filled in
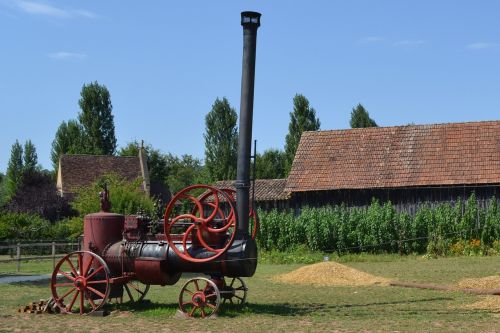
left=257, top=194, right=500, bottom=255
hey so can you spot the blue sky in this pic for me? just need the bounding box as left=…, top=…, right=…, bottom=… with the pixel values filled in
left=1, top=0, right=499, bottom=172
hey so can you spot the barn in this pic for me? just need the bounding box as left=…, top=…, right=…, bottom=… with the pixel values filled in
left=284, top=120, right=500, bottom=213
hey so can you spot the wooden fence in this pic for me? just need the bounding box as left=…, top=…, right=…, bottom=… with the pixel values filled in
left=0, top=241, right=81, bottom=272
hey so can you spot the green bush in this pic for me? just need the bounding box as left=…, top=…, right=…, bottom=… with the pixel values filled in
left=257, top=194, right=499, bottom=256
left=0, top=211, right=83, bottom=241
left=0, top=211, right=52, bottom=240
left=71, top=173, right=155, bottom=216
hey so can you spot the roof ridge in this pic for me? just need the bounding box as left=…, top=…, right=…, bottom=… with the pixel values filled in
left=303, top=119, right=500, bottom=135
left=61, top=154, right=138, bottom=159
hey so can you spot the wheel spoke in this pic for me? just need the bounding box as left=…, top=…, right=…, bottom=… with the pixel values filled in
left=67, top=290, right=79, bottom=311
left=206, top=302, right=216, bottom=309
left=183, top=289, right=194, bottom=296
left=77, top=253, right=83, bottom=276
left=229, top=278, right=235, bottom=287
left=124, top=284, right=134, bottom=302
left=86, top=265, right=104, bottom=280
left=194, top=280, right=200, bottom=291
left=58, top=286, right=77, bottom=301
left=79, top=289, right=84, bottom=315
left=88, top=296, right=97, bottom=310
left=127, top=282, right=145, bottom=295
left=87, top=286, right=105, bottom=299
left=189, top=306, right=197, bottom=317
left=54, top=282, right=74, bottom=287
left=200, top=307, right=206, bottom=318
left=58, top=270, right=76, bottom=281
left=205, top=292, right=217, bottom=298
left=65, top=258, right=78, bottom=277
left=234, top=295, right=244, bottom=301
left=83, top=255, right=94, bottom=277
left=87, top=279, right=108, bottom=285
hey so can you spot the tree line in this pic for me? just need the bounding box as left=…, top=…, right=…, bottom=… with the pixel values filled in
left=0, top=81, right=379, bottom=214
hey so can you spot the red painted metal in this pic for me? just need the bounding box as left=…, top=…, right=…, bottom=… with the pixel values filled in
left=164, top=185, right=237, bottom=263
left=134, top=258, right=181, bottom=285
left=83, top=212, right=124, bottom=256
left=51, top=251, right=111, bottom=315
left=178, top=277, right=220, bottom=318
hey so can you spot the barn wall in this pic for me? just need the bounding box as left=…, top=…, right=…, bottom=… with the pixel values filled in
left=286, top=185, right=499, bottom=215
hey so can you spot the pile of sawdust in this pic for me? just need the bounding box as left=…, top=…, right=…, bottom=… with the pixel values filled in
left=462, top=296, right=500, bottom=310
left=456, top=276, right=500, bottom=290
left=272, top=261, right=390, bottom=287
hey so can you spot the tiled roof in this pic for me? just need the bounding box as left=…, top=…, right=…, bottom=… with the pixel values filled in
left=59, top=154, right=142, bottom=194
left=214, top=179, right=289, bottom=201
left=285, top=121, right=500, bottom=192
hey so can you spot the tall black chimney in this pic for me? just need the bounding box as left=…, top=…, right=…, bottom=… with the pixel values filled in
left=236, top=11, right=260, bottom=238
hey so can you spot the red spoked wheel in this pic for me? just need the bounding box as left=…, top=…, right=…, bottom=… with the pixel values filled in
left=218, top=188, right=259, bottom=240
left=50, top=251, right=110, bottom=315
left=164, top=185, right=237, bottom=263
left=179, top=277, right=221, bottom=318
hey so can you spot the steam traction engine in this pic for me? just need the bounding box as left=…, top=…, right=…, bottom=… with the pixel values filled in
left=49, top=11, right=262, bottom=318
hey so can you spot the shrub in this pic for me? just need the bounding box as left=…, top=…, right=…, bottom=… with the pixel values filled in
left=0, top=211, right=52, bottom=240
left=71, top=173, right=155, bottom=216
left=3, top=170, right=75, bottom=222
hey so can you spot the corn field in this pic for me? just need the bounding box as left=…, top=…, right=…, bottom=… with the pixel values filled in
left=257, top=194, right=500, bottom=255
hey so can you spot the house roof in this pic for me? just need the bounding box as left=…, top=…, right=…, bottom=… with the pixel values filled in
left=58, top=154, right=142, bottom=194
left=285, top=120, right=500, bottom=192
left=214, top=179, right=289, bottom=201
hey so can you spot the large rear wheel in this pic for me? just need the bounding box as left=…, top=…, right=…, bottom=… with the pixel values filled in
left=50, top=251, right=110, bottom=315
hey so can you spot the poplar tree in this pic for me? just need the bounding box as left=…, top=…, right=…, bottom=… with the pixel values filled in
left=350, top=103, right=377, bottom=128
left=204, top=97, right=238, bottom=181
left=5, top=140, right=24, bottom=198
left=284, top=94, right=320, bottom=174
left=78, top=81, right=117, bottom=155
left=50, top=120, right=85, bottom=170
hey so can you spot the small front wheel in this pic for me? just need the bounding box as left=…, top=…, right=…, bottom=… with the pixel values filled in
left=178, top=277, right=221, bottom=318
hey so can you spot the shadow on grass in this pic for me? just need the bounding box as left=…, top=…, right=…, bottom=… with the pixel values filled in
left=109, top=296, right=461, bottom=318
left=233, top=297, right=455, bottom=317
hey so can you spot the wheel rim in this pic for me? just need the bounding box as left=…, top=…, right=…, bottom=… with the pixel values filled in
left=50, top=251, right=110, bottom=315
left=179, top=277, right=221, bottom=318
left=221, top=277, right=247, bottom=307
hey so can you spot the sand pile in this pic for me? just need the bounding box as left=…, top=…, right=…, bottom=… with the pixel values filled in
left=463, top=296, right=500, bottom=310
left=273, top=262, right=390, bottom=287
left=456, top=276, right=500, bottom=291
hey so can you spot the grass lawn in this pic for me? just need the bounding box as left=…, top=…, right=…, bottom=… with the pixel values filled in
left=0, top=255, right=499, bottom=332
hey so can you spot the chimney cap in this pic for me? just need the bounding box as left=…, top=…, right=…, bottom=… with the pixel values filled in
left=241, top=11, right=261, bottom=28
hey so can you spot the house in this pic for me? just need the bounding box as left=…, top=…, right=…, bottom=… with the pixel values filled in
left=284, top=120, right=500, bottom=212
left=56, top=148, right=170, bottom=203
left=213, top=179, right=289, bottom=210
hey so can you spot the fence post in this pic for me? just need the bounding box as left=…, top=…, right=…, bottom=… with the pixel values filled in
left=16, top=243, right=21, bottom=272
left=52, top=242, right=56, bottom=268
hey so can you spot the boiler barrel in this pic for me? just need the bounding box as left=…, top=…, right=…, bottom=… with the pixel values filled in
left=83, top=212, right=124, bottom=256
